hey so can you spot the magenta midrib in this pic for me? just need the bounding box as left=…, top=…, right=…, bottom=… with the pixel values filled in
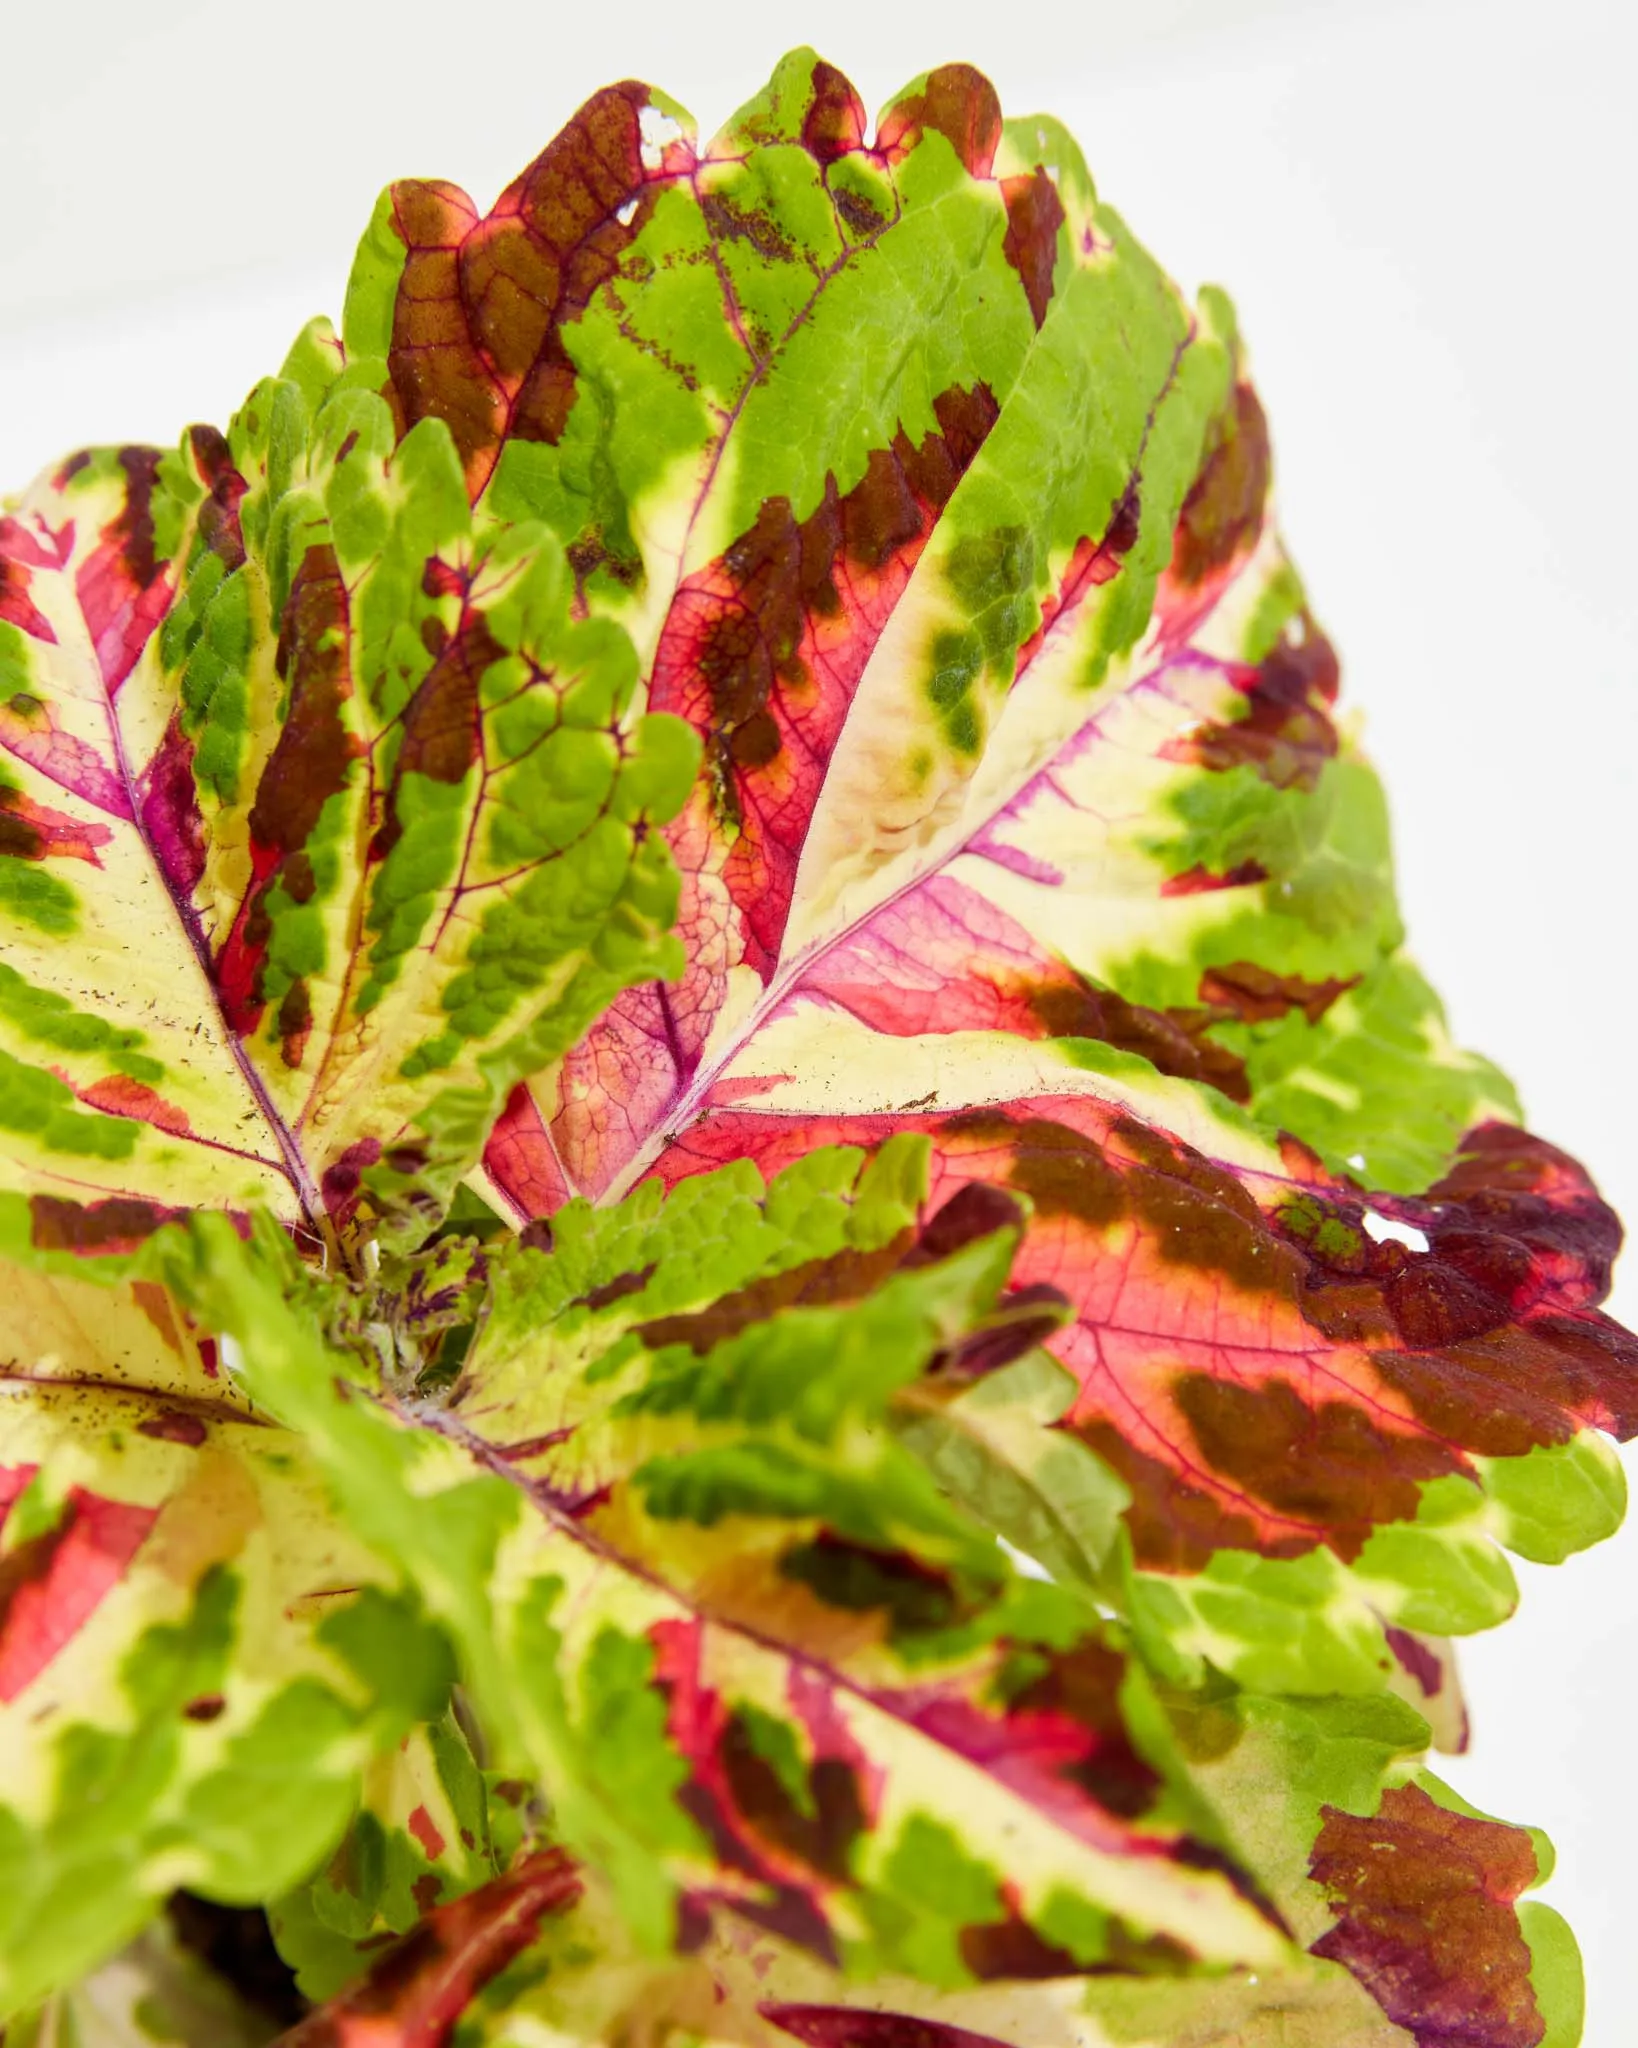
left=603, top=324, right=1203, bottom=1206
left=89, top=560, right=327, bottom=1228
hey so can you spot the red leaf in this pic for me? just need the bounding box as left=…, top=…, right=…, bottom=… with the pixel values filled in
left=639, top=1106, right=1638, bottom=1569
left=1309, top=1783, right=1545, bottom=2048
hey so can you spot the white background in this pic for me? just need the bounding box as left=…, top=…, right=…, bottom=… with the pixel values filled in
left=4, top=0, right=1634, bottom=2036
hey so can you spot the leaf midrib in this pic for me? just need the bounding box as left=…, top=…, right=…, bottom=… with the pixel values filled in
left=602, top=322, right=1203, bottom=1205
left=83, top=530, right=328, bottom=1233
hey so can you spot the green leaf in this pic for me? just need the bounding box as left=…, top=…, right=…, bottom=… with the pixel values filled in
left=271, top=1710, right=501, bottom=2001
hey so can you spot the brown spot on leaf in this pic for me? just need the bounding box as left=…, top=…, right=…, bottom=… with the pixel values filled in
left=138, top=1411, right=209, bottom=1448
left=1160, top=859, right=1271, bottom=897
left=1168, top=616, right=1340, bottom=793
left=959, top=1909, right=1080, bottom=1980
left=779, top=1533, right=959, bottom=1635
left=282, top=852, right=317, bottom=906
left=1068, top=1417, right=1273, bottom=1573
left=30, top=1194, right=178, bottom=1255
left=1172, top=1374, right=1461, bottom=1562
left=184, top=1692, right=226, bottom=1721
left=952, top=1110, right=1127, bottom=1231
left=1009, top=1639, right=1163, bottom=1819
left=832, top=185, right=889, bottom=237
left=721, top=1710, right=868, bottom=1883
left=878, top=65, right=1004, bottom=179
left=1373, top=1325, right=1597, bottom=1460
left=636, top=1236, right=912, bottom=1354
left=1170, top=382, right=1273, bottom=588
left=188, top=425, right=248, bottom=572
left=1001, top=167, right=1066, bottom=329
left=572, top=1263, right=657, bottom=1313
left=1113, top=1117, right=1296, bottom=1293
left=396, top=613, right=496, bottom=785
left=368, top=610, right=498, bottom=869
left=1197, top=960, right=1358, bottom=1027
left=701, top=193, right=798, bottom=264
left=800, top=61, right=867, bottom=163
left=1028, top=972, right=1252, bottom=1102
left=964, top=1902, right=1191, bottom=1982
left=278, top=978, right=313, bottom=1070
left=1309, top=1782, right=1545, bottom=2048
left=564, top=527, right=640, bottom=600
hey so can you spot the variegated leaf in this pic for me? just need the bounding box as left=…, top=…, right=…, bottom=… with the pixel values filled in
left=268, top=1853, right=1400, bottom=2048
left=1164, top=1676, right=1581, bottom=2048
left=0, top=339, right=694, bottom=1258
left=267, top=1681, right=1573, bottom=2048
left=0, top=44, right=1626, bottom=2048
left=6, top=1919, right=276, bottom=2048
left=268, top=1710, right=503, bottom=2002
left=162, top=1149, right=1293, bottom=1990
left=0, top=1256, right=452, bottom=2015
left=428, top=51, right=1638, bottom=1694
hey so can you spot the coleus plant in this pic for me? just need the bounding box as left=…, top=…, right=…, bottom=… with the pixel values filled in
left=0, top=45, right=1631, bottom=2048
